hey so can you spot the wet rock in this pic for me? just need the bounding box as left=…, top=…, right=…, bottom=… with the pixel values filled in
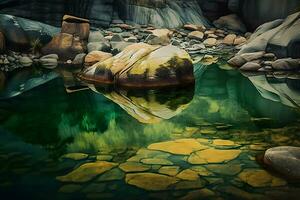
left=127, top=36, right=138, bottom=43
left=188, top=31, right=204, bottom=40
left=39, top=54, right=58, bottom=69
left=61, top=15, right=89, bottom=41
left=238, top=169, right=286, bottom=187
left=98, top=168, right=125, bottom=181
left=180, top=188, right=215, bottom=200
left=213, top=14, right=247, bottom=33
left=223, top=34, right=237, bottom=45
left=203, top=38, right=217, bottom=47
left=56, top=161, right=117, bottom=183
left=19, top=56, right=33, bottom=67
left=84, top=51, right=112, bottom=67
left=148, top=139, right=208, bottom=155
left=217, top=185, right=264, bottom=200
left=126, top=173, right=178, bottom=191
left=271, top=58, right=300, bottom=70
left=158, top=166, right=180, bottom=176
left=141, top=158, right=173, bottom=166
left=176, top=169, right=199, bottom=181
left=264, top=146, right=300, bottom=179
left=240, top=62, right=262, bottom=71
left=119, top=162, right=151, bottom=172
left=188, top=149, right=241, bottom=164
left=61, top=153, right=88, bottom=161
left=136, top=148, right=170, bottom=159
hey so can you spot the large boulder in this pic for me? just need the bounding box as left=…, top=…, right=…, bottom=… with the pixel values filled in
left=0, top=14, right=60, bottom=51
left=79, top=43, right=194, bottom=88
left=239, top=12, right=300, bottom=59
left=264, top=146, right=300, bottom=180
left=41, top=15, right=90, bottom=61
left=213, top=14, right=246, bottom=33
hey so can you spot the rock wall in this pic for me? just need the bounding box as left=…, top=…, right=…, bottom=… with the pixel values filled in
left=0, top=0, right=300, bottom=29
left=237, top=0, right=300, bottom=30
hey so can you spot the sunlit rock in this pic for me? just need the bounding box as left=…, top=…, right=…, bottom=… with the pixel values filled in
left=238, top=169, right=286, bottom=187
left=212, top=139, right=237, bottom=148
left=125, top=173, right=179, bottom=191
left=56, top=161, right=117, bottom=183
left=188, top=149, right=241, bottom=164
left=80, top=43, right=194, bottom=88
left=148, top=139, right=208, bottom=155
left=119, top=161, right=151, bottom=172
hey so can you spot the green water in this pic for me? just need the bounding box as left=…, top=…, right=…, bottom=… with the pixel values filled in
left=0, top=65, right=300, bottom=199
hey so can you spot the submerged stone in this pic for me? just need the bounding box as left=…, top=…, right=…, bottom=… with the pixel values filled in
left=158, top=166, right=180, bottom=176
left=180, top=188, right=215, bottom=200
left=238, top=169, right=286, bottom=187
left=97, top=168, right=125, bottom=181
left=56, top=161, right=117, bottom=183
left=176, top=169, right=200, bottom=181
left=188, top=149, right=241, bottom=164
left=126, top=173, right=179, bottom=191
left=119, top=162, right=151, bottom=172
left=141, top=158, right=173, bottom=165
left=148, top=139, right=208, bottom=155
left=206, top=164, right=242, bottom=176
left=61, top=153, right=89, bottom=161
left=59, top=184, right=82, bottom=193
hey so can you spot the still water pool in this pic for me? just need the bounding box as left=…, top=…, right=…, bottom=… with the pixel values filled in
left=0, top=64, right=300, bottom=199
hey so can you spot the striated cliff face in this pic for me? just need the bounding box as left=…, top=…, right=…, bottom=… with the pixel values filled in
left=0, top=0, right=300, bottom=29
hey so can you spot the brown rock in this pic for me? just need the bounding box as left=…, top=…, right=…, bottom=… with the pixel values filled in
left=223, top=34, right=237, bottom=45
left=85, top=51, right=112, bottom=66
left=188, top=31, right=204, bottom=40
left=240, top=62, right=262, bottom=71
left=42, top=15, right=90, bottom=61
left=0, top=32, right=5, bottom=53
left=203, top=38, right=217, bottom=47
left=234, top=36, right=247, bottom=45
left=184, top=24, right=206, bottom=32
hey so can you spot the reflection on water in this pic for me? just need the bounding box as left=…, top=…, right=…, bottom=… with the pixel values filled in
left=0, top=65, right=300, bottom=199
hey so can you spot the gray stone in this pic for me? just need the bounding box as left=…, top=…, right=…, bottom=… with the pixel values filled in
left=111, top=34, right=124, bottom=42
left=87, top=42, right=111, bottom=53
left=88, top=31, right=105, bottom=43
left=72, top=53, right=86, bottom=66
left=271, top=58, right=300, bottom=70
left=19, top=56, right=33, bottom=67
left=240, top=62, right=262, bottom=71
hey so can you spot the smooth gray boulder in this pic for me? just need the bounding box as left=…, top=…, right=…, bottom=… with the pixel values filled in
left=264, top=146, right=300, bottom=180
left=239, top=12, right=300, bottom=58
